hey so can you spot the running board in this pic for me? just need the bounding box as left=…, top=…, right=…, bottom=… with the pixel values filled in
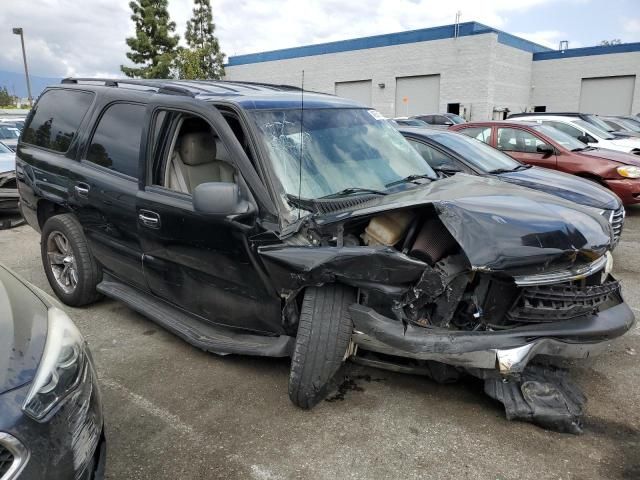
left=96, top=276, right=294, bottom=357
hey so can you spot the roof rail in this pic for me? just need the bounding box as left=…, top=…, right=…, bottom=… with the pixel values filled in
left=61, top=78, right=196, bottom=97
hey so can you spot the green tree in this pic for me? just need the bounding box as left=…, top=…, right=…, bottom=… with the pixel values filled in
left=176, top=0, right=225, bottom=79
left=121, top=0, right=180, bottom=78
left=0, top=87, right=15, bottom=107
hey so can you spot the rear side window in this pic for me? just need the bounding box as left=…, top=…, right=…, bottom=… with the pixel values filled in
left=86, top=103, right=146, bottom=178
left=22, top=89, right=94, bottom=153
left=459, top=126, right=491, bottom=143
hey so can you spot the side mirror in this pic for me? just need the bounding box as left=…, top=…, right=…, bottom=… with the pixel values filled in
left=443, top=121, right=454, bottom=126
left=193, top=182, right=251, bottom=217
left=578, top=134, right=596, bottom=144
left=536, top=144, right=554, bottom=155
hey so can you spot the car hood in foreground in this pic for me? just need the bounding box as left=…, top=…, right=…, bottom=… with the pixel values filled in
left=0, top=266, right=48, bottom=395
left=497, top=166, right=620, bottom=211
left=309, top=174, right=612, bottom=275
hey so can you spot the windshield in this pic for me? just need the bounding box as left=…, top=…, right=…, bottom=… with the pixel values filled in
left=0, top=142, right=11, bottom=154
left=397, top=119, right=428, bottom=127
left=0, top=127, right=19, bottom=140
left=432, top=132, right=521, bottom=172
left=586, top=114, right=616, bottom=132
left=532, top=124, right=587, bottom=150
left=616, top=118, right=640, bottom=133
left=251, top=108, right=436, bottom=201
left=573, top=119, right=615, bottom=140
left=446, top=114, right=466, bottom=124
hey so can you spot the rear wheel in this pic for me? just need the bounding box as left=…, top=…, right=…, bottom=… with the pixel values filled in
left=288, top=284, right=356, bottom=409
left=41, top=214, right=102, bottom=306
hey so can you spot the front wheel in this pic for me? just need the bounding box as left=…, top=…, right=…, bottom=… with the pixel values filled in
left=288, top=284, right=356, bottom=409
left=41, top=214, right=102, bottom=306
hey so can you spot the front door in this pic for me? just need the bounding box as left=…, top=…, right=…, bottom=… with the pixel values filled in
left=136, top=100, right=281, bottom=334
left=74, top=101, right=148, bottom=290
left=495, top=127, right=558, bottom=169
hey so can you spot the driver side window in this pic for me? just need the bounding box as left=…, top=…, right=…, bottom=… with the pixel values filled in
left=151, top=113, right=237, bottom=195
left=496, top=128, right=549, bottom=153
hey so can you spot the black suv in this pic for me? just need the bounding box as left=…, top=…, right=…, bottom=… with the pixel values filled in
left=16, top=79, right=634, bottom=430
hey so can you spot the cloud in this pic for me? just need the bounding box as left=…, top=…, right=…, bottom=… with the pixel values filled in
left=623, top=18, right=640, bottom=41
left=0, top=0, right=581, bottom=77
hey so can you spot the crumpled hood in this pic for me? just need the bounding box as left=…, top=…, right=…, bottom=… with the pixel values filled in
left=497, top=166, right=620, bottom=211
left=0, top=266, right=48, bottom=395
left=312, top=174, right=612, bottom=275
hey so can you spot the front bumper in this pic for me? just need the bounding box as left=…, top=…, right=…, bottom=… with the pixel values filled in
left=349, top=300, right=635, bottom=374
left=0, top=357, right=105, bottom=479
left=604, top=178, right=640, bottom=205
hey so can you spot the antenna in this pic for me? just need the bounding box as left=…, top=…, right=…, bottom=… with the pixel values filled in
left=297, top=70, right=305, bottom=220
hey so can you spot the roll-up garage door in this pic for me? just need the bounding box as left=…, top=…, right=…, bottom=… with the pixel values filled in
left=579, top=75, right=636, bottom=115
left=395, top=75, right=440, bottom=116
left=335, top=80, right=372, bottom=107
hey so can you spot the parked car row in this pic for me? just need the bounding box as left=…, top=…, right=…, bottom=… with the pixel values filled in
left=451, top=120, right=640, bottom=206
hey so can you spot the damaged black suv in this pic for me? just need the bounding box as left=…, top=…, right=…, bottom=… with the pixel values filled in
left=17, top=79, right=634, bottom=432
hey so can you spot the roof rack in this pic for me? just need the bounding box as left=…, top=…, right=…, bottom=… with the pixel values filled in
left=61, top=78, right=197, bottom=97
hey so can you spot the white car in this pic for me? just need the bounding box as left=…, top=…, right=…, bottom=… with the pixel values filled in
left=510, top=115, right=640, bottom=156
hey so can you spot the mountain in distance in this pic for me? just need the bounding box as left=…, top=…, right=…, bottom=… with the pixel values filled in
left=0, top=70, right=61, bottom=98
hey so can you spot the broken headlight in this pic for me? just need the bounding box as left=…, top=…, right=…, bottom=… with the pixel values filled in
left=23, top=307, right=87, bottom=420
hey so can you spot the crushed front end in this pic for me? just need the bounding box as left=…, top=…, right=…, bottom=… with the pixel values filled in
left=259, top=178, right=635, bottom=432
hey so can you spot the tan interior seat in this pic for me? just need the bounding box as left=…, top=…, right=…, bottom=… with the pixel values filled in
left=167, top=132, right=235, bottom=193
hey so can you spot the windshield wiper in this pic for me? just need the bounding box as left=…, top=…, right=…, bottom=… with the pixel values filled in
left=385, top=174, right=436, bottom=188
left=320, top=187, right=388, bottom=199
left=488, top=164, right=532, bottom=174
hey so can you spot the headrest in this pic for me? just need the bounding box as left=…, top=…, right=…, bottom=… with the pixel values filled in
left=179, top=132, right=217, bottom=166
left=215, top=138, right=231, bottom=163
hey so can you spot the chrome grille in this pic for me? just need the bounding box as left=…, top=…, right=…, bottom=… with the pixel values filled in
left=0, top=445, right=14, bottom=479
left=611, top=207, right=625, bottom=247
left=0, top=433, right=27, bottom=480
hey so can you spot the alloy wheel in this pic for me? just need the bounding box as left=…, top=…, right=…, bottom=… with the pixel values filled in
left=46, top=231, right=78, bottom=294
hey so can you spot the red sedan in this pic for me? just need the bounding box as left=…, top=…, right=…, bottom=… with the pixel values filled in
left=451, top=121, right=640, bottom=205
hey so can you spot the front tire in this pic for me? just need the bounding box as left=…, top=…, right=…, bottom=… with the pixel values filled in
left=288, top=284, right=356, bottom=409
left=41, top=214, right=102, bottom=306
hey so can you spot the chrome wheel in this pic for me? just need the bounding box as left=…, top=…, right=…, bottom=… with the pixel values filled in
left=46, top=231, right=78, bottom=294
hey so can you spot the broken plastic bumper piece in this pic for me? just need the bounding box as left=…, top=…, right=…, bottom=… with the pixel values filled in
left=349, top=300, right=635, bottom=374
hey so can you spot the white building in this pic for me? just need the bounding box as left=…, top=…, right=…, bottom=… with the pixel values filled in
left=225, top=21, right=640, bottom=121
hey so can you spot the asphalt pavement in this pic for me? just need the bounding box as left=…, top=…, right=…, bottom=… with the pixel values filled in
left=1, top=206, right=639, bottom=480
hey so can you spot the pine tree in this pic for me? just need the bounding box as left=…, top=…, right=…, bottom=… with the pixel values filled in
left=121, top=0, right=180, bottom=79
left=178, top=0, right=225, bottom=79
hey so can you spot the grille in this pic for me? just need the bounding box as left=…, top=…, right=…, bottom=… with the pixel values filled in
left=0, top=444, right=14, bottom=478
left=611, top=207, right=625, bottom=247
left=507, top=280, right=620, bottom=323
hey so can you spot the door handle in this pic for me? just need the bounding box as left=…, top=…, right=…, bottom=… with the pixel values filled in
left=75, top=183, right=90, bottom=198
left=138, top=210, right=161, bottom=229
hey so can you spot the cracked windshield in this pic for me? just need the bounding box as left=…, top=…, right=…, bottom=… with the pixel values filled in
left=251, top=108, right=436, bottom=200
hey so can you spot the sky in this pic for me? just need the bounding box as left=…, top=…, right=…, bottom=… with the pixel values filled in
left=0, top=0, right=639, bottom=80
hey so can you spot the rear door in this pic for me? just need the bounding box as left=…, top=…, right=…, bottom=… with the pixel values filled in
left=495, top=126, right=558, bottom=169
left=136, top=97, right=282, bottom=334
left=73, top=101, right=148, bottom=289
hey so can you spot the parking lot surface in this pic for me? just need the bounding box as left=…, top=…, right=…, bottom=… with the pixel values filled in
left=1, top=206, right=639, bottom=480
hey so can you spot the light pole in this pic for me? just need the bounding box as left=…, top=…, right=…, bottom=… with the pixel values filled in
left=12, top=27, right=33, bottom=107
